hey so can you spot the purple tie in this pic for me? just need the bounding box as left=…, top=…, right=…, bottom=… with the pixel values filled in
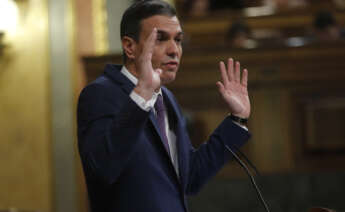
left=154, top=94, right=171, bottom=155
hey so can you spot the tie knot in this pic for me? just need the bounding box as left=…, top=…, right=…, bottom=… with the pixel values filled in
left=154, top=94, right=165, bottom=113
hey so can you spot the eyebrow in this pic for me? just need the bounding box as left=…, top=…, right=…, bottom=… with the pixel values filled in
left=157, top=30, right=184, bottom=37
left=176, top=32, right=184, bottom=37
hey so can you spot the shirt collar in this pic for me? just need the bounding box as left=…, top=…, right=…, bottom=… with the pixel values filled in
left=121, top=66, right=162, bottom=96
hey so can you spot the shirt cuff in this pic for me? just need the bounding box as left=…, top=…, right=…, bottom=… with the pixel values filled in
left=232, top=121, right=248, bottom=131
left=129, top=91, right=155, bottom=112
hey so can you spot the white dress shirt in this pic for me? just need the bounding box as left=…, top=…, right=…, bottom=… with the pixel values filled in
left=121, top=66, right=180, bottom=176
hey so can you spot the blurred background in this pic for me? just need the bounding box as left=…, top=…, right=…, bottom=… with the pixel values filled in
left=0, top=0, right=345, bottom=211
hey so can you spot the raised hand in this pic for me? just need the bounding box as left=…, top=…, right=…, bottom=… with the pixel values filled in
left=216, top=58, right=251, bottom=118
left=134, top=28, right=162, bottom=100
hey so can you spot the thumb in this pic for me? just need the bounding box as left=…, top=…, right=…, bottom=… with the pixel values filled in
left=216, top=81, right=225, bottom=94
left=155, top=68, right=163, bottom=75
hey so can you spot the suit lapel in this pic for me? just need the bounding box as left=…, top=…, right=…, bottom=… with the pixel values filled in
left=148, top=110, right=172, bottom=157
left=162, top=87, right=189, bottom=190
left=105, top=65, right=173, bottom=155
left=105, top=65, right=185, bottom=186
left=148, top=99, right=183, bottom=188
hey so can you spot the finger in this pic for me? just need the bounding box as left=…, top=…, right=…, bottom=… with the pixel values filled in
left=219, top=61, right=229, bottom=87
left=216, top=81, right=225, bottom=94
left=142, top=28, right=157, bottom=60
left=235, top=61, right=241, bottom=82
left=227, top=58, right=234, bottom=81
left=241, top=68, right=248, bottom=87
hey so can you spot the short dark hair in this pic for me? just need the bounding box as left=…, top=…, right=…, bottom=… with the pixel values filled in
left=120, top=0, right=177, bottom=42
left=313, top=11, right=337, bottom=30
left=226, top=20, right=251, bottom=42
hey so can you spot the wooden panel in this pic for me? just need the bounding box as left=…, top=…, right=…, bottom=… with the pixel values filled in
left=181, top=8, right=345, bottom=47
left=82, top=41, right=345, bottom=176
left=82, top=54, right=122, bottom=83
left=304, top=98, right=345, bottom=152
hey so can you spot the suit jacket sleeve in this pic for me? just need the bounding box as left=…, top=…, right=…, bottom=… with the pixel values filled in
left=185, top=116, right=251, bottom=195
left=77, top=83, right=149, bottom=185
left=161, top=87, right=251, bottom=195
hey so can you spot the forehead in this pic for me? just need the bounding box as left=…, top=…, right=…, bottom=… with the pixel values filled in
left=140, top=15, right=182, bottom=37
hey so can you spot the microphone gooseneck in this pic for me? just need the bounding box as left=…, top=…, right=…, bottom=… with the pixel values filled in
left=224, top=143, right=271, bottom=212
left=231, top=144, right=261, bottom=176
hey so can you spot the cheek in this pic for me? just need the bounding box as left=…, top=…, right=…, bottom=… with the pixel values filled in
left=178, top=46, right=183, bottom=59
left=150, top=52, right=159, bottom=67
left=151, top=50, right=165, bottom=67
left=151, top=57, right=161, bottom=69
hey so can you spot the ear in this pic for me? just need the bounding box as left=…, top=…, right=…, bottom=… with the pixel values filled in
left=122, top=36, right=137, bottom=60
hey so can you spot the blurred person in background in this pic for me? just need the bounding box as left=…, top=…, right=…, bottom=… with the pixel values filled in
left=263, top=0, right=307, bottom=11
left=184, top=0, right=209, bottom=16
left=312, top=11, right=345, bottom=42
left=184, top=0, right=245, bottom=17
left=225, top=21, right=257, bottom=49
left=209, top=0, right=245, bottom=10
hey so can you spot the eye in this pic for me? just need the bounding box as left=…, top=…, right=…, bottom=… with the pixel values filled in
left=156, top=33, right=164, bottom=42
left=156, top=36, right=163, bottom=42
left=175, top=37, right=183, bottom=44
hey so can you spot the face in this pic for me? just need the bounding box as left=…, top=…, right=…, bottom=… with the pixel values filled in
left=137, top=15, right=183, bottom=85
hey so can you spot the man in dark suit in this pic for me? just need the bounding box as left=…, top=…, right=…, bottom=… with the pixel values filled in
left=77, top=1, right=251, bottom=212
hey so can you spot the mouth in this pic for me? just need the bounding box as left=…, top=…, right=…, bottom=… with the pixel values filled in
left=163, top=61, right=179, bottom=69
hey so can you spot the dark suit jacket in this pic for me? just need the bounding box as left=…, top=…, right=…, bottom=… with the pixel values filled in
left=77, top=64, right=251, bottom=212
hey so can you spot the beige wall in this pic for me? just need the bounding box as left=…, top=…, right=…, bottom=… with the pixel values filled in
left=0, top=0, right=53, bottom=211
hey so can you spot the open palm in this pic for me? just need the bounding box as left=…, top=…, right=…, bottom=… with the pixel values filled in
left=134, top=28, right=162, bottom=100
left=216, top=58, right=251, bottom=118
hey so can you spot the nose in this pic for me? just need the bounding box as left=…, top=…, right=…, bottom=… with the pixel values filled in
left=166, top=40, right=179, bottom=58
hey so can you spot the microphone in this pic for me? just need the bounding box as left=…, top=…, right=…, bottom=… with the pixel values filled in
left=224, top=143, right=271, bottom=212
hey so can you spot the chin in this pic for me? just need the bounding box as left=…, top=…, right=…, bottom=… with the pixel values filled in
left=161, top=72, right=177, bottom=85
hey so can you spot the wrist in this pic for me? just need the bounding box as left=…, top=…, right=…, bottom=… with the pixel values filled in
left=134, top=84, right=155, bottom=101
left=229, top=114, right=248, bottom=126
